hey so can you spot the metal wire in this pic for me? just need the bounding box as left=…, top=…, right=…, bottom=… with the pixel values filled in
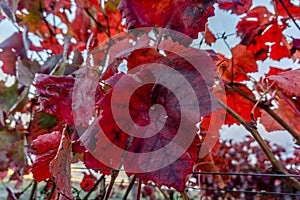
left=187, top=186, right=300, bottom=197
left=71, top=167, right=300, bottom=178
left=192, top=171, right=300, bottom=178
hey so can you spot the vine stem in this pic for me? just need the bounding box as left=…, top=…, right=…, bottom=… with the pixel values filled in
left=122, top=175, right=136, bottom=200
left=46, top=181, right=56, bottom=200
left=136, top=178, right=141, bottom=200
left=181, top=190, right=190, bottom=200
left=82, top=174, right=105, bottom=200
left=104, top=170, right=119, bottom=200
left=154, top=183, right=170, bottom=200
left=29, top=180, right=37, bottom=200
left=230, top=84, right=300, bottom=145
left=218, top=100, right=300, bottom=190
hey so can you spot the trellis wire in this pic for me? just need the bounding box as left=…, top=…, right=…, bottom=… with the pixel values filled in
left=71, top=167, right=300, bottom=178
left=187, top=186, right=300, bottom=197
left=192, top=171, right=300, bottom=178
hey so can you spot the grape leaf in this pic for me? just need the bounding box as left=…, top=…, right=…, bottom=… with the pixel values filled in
left=260, top=98, right=300, bottom=135
left=195, top=152, right=230, bottom=188
left=80, top=173, right=97, bottom=192
left=264, top=67, right=291, bottom=77
left=269, top=42, right=291, bottom=60
left=49, top=127, right=73, bottom=200
left=83, top=152, right=111, bottom=175
left=275, top=0, right=300, bottom=20
left=29, top=112, right=59, bottom=140
left=217, top=0, right=252, bottom=15
left=34, top=74, right=75, bottom=125
left=119, top=0, right=215, bottom=40
left=215, top=83, right=260, bottom=126
left=31, top=131, right=61, bottom=181
left=90, top=50, right=217, bottom=190
left=204, top=24, right=216, bottom=45
left=217, top=45, right=258, bottom=82
left=237, top=7, right=274, bottom=46
left=16, top=59, right=40, bottom=86
left=0, top=33, right=26, bottom=75
left=267, top=68, right=300, bottom=97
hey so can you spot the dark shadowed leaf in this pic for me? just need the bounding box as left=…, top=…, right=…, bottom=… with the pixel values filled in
left=217, top=0, right=252, bottom=15
left=34, top=74, right=75, bottom=125
left=0, top=81, right=18, bottom=113
left=0, top=33, right=26, bottom=75
left=119, top=0, right=215, bottom=40
left=268, top=68, right=300, bottom=97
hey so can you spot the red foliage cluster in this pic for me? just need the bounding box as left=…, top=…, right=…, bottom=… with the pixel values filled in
left=0, top=0, right=299, bottom=199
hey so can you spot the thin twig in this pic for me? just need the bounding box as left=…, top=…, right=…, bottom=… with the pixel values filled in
left=277, top=0, right=300, bottom=31
left=154, top=183, right=170, bottom=200
left=218, top=99, right=300, bottom=190
left=84, top=7, right=108, bottom=35
left=230, top=84, right=300, bottom=145
left=122, top=175, right=136, bottom=200
left=251, top=82, right=275, bottom=117
left=136, top=178, right=141, bottom=200
left=104, top=170, right=119, bottom=200
left=97, top=176, right=106, bottom=200
left=47, top=182, right=56, bottom=200
left=29, top=180, right=38, bottom=200
left=18, top=179, right=34, bottom=196
left=181, top=190, right=190, bottom=200
left=83, top=174, right=105, bottom=200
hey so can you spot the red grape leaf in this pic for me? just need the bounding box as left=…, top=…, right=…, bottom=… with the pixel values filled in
left=237, top=7, right=274, bottom=46
left=0, top=171, right=7, bottom=180
left=86, top=44, right=217, bottom=190
left=80, top=173, right=97, bottom=192
left=270, top=42, right=290, bottom=60
left=265, top=67, right=292, bottom=77
left=91, top=62, right=212, bottom=190
left=31, top=131, right=61, bottom=181
left=195, top=152, right=230, bottom=188
left=267, top=68, right=300, bottom=97
left=133, top=152, right=196, bottom=191
left=217, top=45, right=258, bottom=82
left=215, top=84, right=260, bottom=126
left=119, top=0, right=215, bottom=40
left=275, top=0, right=300, bottom=20
left=29, top=112, right=59, bottom=140
left=204, top=24, right=216, bottom=45
left=34, top=74, right=75, bottom=125
left=247, top=22, right=289, bottom=61
left=260, top=98, right=300, bottom=134
left=0, top=32, right=26, bottom=75
left=217, top=0, right=252, bottom=15
left=83, top=152, right=111, bottom=175
left=49, top=127, right=73, bottom=200
left=199, top=109, right=225, bottom=158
